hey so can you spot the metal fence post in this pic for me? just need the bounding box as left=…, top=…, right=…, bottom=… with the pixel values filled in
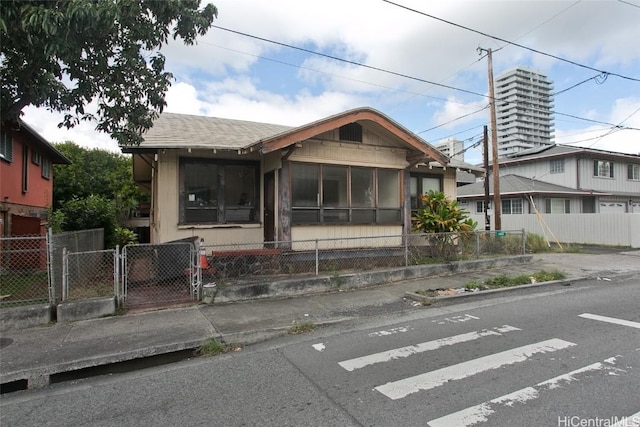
left=315, top=239, right=319, bottom=276
left=47, top=227, right=55, bottom=304
left=114, top=245, right=120, bottom=302
left=404, top=234, right=409, bottom=267
left=521, top=228, right=526, bottom=255
left=476, top=232, right=480, bottom=259
left=61, top=247, right=68, bottom=301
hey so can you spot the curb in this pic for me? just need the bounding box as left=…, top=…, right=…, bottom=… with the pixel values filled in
left=403, top=277, right=584, bottom=304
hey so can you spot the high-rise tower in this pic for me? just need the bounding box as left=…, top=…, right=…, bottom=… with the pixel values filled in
left=494, top=67, right=554, bottom=157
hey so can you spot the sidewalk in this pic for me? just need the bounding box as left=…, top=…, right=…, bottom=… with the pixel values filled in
left=1, top=250, right=639, bottom=390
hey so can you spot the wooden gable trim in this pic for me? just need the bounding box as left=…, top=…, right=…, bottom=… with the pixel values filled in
left=259, top=109, right=449, bottom=165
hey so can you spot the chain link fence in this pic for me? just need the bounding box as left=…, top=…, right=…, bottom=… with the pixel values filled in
left=121, top=241, right=198, bottom=308
left=204, top=230, right=526, bottom=283
left=0, top=234, right=51, bottom=308
left=62, top=248, right=118, bottom=301
left=49, top=228, right=104, bottom=303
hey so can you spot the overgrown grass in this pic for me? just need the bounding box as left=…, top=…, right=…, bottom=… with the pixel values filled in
left=288, top=322, right=316, bottom=335
left=196, top=338, right=241, bottom=357
left=465, top=270, right=566, bottom=291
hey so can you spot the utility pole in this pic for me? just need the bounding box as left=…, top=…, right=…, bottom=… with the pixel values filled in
left=478, top=47, right=501, bottom=230
left=483, top=125, right=490, bottom=231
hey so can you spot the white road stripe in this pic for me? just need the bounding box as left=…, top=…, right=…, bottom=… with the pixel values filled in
left=428, top=358, right=625, bottom=427
left=339, top=325, right=521, bottom=372
left=579, top=313, right=640, bottom=329
left=375, top=338, right=575, bottom=400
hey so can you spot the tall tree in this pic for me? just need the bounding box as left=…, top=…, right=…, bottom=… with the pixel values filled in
left=53, top=142, right=142, bottom=220
left=0, top=0, right=217, bottom=145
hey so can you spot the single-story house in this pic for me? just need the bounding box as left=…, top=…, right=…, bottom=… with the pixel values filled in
left=457, top=174, right=610, bottom=215
left=122, top=107, right=481, bottom=249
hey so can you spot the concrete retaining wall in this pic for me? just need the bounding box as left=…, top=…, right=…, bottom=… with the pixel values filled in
left=0, top=305, right=54, bottom=330
left=56, top=297, right=116, bottom=323
left=214, top=255, right=533, bottom=303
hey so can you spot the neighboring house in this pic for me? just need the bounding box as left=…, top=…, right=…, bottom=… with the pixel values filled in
left=0, top=119, right=70, bottom=237
left=457, top=174, right=603, bottom=216
left=466, top=144, right=639, bottom=214
left=507, top=145, right=640, bottom=213
left=122, top=107, right=476, bottom=248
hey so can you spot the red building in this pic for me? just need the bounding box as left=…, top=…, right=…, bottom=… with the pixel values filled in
left=1, top=119, right=70, bottom=237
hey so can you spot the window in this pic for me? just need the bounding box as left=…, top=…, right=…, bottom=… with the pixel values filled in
left=549, top=158, right=564, bottom=174
left=628, top=164, right=640, bottom=181
left=476, top=200, right=487, bottom=214
left=546, top=198, right=570, bottom=214
left=338, top=123, right=363, bottom=142
left=501, top=198, right=523, bottom=214
left=22, top=146, right=29, bottom=192
left=32, top=151, right=42, bottom=165
left=291, top=163, right=400, bottom=224
left=0, top=129, right=12, bottom=162
left=409, top=174, right=442, bottom=210
left=593, top=160, right=614, bottom=178
left=41, top=157, right=51, bottom=179
left=179, top=158, right=258, bottom=224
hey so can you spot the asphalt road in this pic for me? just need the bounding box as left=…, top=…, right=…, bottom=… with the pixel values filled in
left=2, top=274, right=639, bottom=427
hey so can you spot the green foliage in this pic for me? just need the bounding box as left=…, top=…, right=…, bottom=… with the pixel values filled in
left=59, top=195, right=118, bottom=248
left=288, top=322, right=317, bottom=335
left=52, top=142, right=144, bottom=220
left=412, top=190, right=477, bottom=259
left=464, top=270, right=566, bottom=290
left=196, top=338, right=240, bottom=357
left=525, top=233, right=551, bottom=253
left=47, top=208, right=65, bottom=233
left=412, top=190, right=477, bottom=234
left=113, top=226, right=138, bottom=247
left=0, top=0, right=217, bottom=145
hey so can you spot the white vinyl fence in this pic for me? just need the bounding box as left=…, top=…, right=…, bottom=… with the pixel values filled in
left=469, top=213, right=640, bottom=248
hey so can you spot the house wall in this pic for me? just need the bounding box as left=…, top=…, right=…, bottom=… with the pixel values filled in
left=577, top=155, right=640, bottom=194
left=500, top=157, right=578, bottom=188
left=151, top=150, right=264, bottom=245
left=0, top=128, right=53, bottom=210
left=291, top=225, right=403, bottom=250
left=468, top=213, right=640, bottom=248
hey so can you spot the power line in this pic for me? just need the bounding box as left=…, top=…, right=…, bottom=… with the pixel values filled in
left=210, top=26, right=639, bottom=132
left=617, top=0, right=640, bottom=9
left=417, top=105, right=489, bottom=134
left=382, top=0, right=640, bottom=82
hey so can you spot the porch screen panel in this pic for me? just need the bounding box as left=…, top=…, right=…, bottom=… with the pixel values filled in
left=322, top=165, right=348, bottom=222
left=351, top=167, right=375, bottom=223
left=292, top=163, right=320, bottom=223
left=226, top=165, right=257, bottom=222
left=184, top=162, right=218, bottom=223
left=378, top=169, right=401, bottom=223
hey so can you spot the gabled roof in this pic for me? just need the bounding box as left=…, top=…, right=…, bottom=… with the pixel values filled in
left=498, top=144, right=640, bottom=165
left=457, top=174, right=609, bottom=198
left=129, top=112, right=293, bottom=151
left=129, top=107, right=449, bottom=165
left=256, top=107, right=449, bottom=165
left=2, top=120, right=71, bottom=164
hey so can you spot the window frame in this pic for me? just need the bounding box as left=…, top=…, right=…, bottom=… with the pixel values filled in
left=338, top=123, right=363, bottom=143
left=0, top=129, right=13, bottom=162
left=549, top=158, right=564, bottom=174
left=409, top=173, right=443, bottom=212
left=178, top=157, right=260, bottom=225
left=593, top=159, right=614, bottom=178
left=41, top=157, right=51, bottom=180
left=628, top=164, right=640, bottom=181
left=545, top=198, right=571, bottom=214
left=291, top=163, right=401, bottom=225
left=501, top=198, right=523, bottom=215
left=22, top=145, right=29, bottom=192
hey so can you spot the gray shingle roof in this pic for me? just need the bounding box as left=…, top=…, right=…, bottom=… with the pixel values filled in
left=138, top=112, right=293, bottom=150
left=457, top=174, right=608, bottom=197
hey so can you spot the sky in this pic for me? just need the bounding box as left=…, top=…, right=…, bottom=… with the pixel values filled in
left=22, top=0, right=640, bottom=165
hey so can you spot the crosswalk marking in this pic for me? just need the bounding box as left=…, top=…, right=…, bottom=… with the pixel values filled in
left=375, top=338, right=576, bottom=400
left=579, top=313, right=640, bottom=329
left=427, top=358, right=624, bottom=427
left=339, top=325, right=521, bottom=372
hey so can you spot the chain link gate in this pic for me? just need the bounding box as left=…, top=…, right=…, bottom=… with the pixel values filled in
left=121, top=242, right=200, bottom=309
